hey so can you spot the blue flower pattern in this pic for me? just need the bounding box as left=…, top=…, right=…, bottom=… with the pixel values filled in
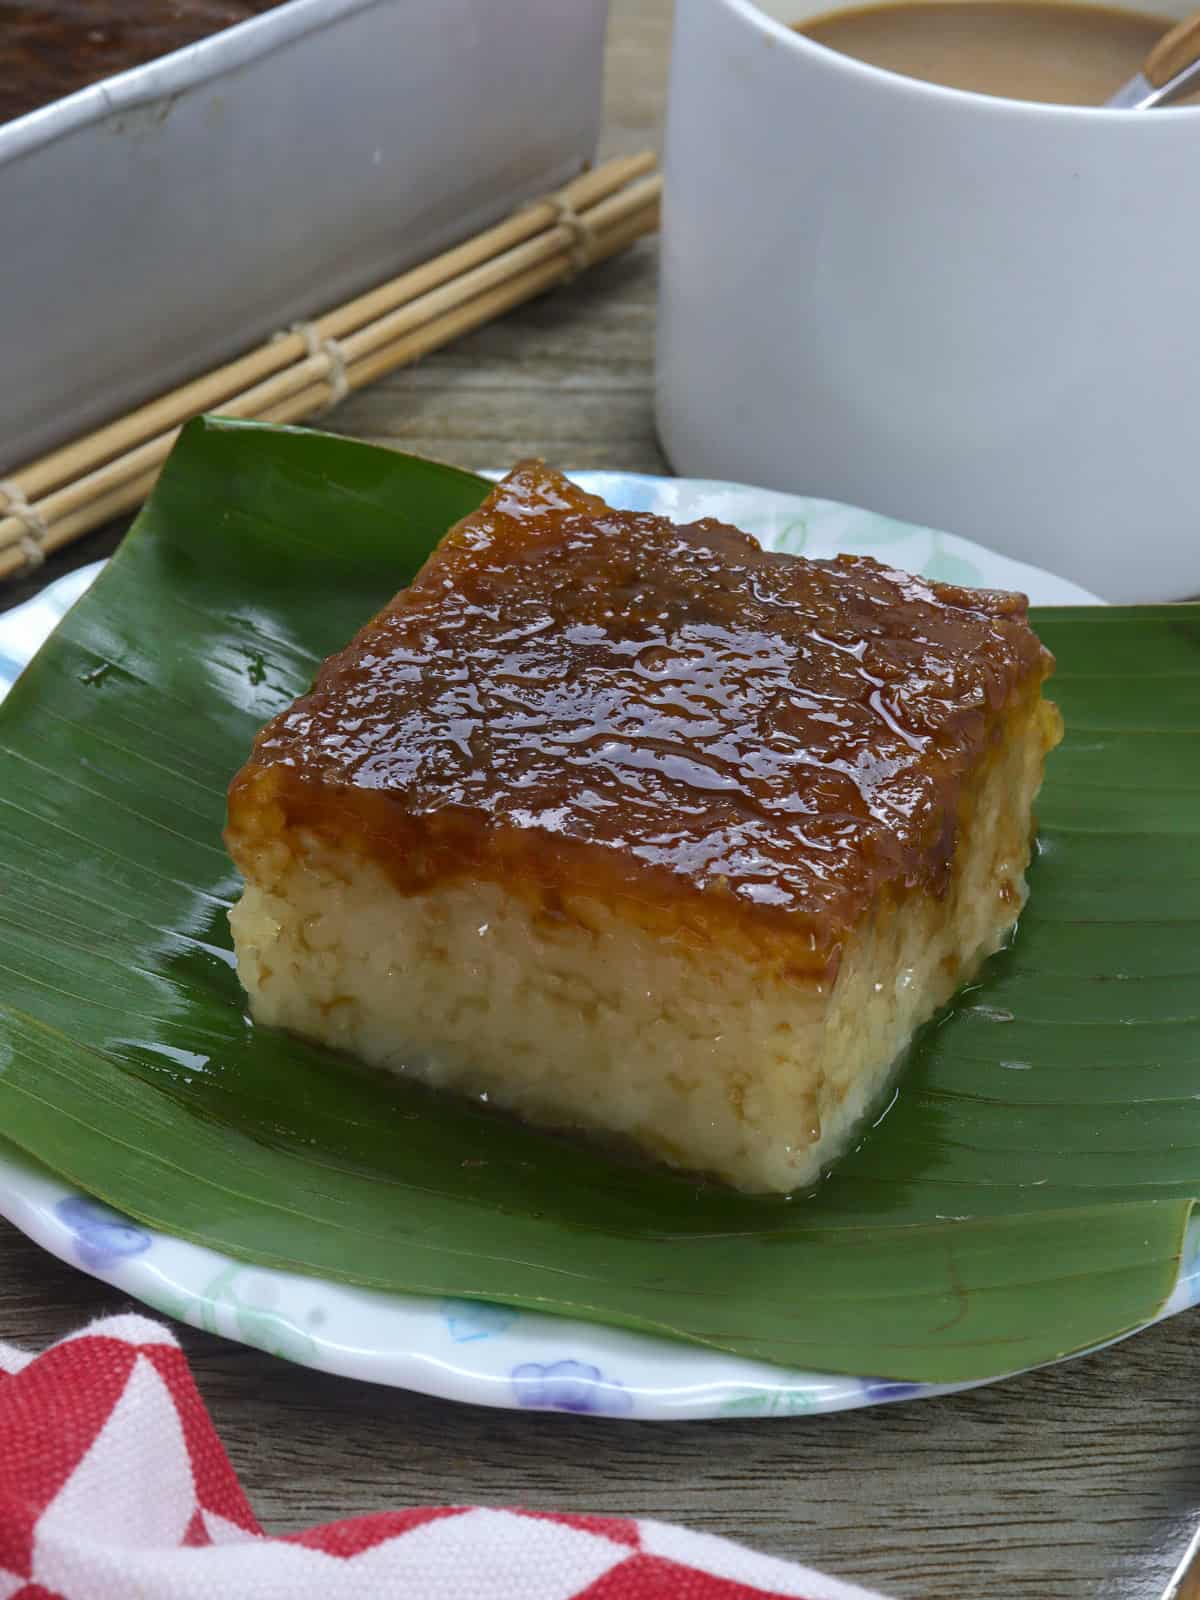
left=55, top=1195, right=153, bottom=1271
left=440, top=1298, right=520, bottom=1342
left=511, top=1359, right=634, bottom=1416
left=861, top=1379, right=927, bottom=1405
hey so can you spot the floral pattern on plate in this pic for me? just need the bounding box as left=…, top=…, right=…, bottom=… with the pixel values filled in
left=510, top=1360, right=634, bottom=1416
left=55, top=1196, right=153, bottom=1273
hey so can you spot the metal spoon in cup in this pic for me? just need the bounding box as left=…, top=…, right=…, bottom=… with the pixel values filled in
left=1106, top=6, right=1200, bottom=107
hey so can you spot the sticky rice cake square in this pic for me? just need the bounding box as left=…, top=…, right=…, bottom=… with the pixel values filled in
left=225, top=462, right=1061, bottom=1193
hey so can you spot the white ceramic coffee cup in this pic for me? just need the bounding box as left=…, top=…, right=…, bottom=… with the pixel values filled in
left=655, top=0, right=1200, bottom=601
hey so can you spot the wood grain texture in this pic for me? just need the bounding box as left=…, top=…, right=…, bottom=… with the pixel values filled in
left=3, top=2, right=1200, bottom=1594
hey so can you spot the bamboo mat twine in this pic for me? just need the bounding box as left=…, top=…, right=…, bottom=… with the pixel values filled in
left=0, top=151, right=661, bottom=583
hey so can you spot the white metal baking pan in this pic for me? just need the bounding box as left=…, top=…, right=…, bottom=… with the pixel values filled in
left=1, top=0, right=608, bottom=471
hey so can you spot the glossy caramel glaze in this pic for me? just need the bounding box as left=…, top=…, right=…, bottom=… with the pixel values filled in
left=228, top=463, right=1057, bottom=967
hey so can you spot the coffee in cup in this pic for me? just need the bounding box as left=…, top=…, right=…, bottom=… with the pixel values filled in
left=794, top=1, right=1192, bottom=107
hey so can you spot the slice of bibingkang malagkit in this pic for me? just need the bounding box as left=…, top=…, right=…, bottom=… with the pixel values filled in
left=225, top=461, right=1061, bottom=1193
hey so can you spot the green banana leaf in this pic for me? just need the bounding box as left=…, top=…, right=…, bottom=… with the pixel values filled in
left=1, top=415, right=1197, bottom=1384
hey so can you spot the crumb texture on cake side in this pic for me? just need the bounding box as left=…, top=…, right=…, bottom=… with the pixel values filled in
left=226, top=461, right=1061, bottom=1194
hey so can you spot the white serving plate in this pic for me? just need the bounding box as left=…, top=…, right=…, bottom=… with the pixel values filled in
left=6, top=471, right=1163, bottom=1423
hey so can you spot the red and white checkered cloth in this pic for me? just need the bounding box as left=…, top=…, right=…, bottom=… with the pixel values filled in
left=0, top=1314, right=889, bottom=1600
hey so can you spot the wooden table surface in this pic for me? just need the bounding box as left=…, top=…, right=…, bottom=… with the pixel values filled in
left=3, top=4, right=1198, bottom=1595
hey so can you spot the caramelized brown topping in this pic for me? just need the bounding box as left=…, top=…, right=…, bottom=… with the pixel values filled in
left=228, top=463, right=1054, bottom=961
